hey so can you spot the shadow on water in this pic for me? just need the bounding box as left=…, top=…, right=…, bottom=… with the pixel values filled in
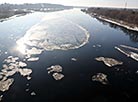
left=97, top=18, right=138, bottom=43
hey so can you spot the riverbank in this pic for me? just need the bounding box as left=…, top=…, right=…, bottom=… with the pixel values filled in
left=82, top=8, right=138, bottom=32
left=0, top=10, right=31, bottom=22
left=0, top=3, right=73, bottom=22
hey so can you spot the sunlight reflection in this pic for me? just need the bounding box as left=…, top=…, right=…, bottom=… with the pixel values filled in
left=16, top=38, right=27, bottom=55
left=16, top=43, right=26, bottom=55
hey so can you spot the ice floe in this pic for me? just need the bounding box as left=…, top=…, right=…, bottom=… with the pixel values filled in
left=47, top=65, right=62, bottom=74
left=31, top=92, right=36, bottom=96
left=0, top=78, right=14, bottom=92
left=18, top=61, right=27, bottom=67
left=0, top=95, right=3, bottom=101
left=16, top=17, right=90, bottom=51
left=25, top=88, right=29, bottom=92
left=92, top=73, right=108, bottom=85
left=52, top=73, right=64, bottom=80
left=47, top=65, right=64, bottom=80
left=18, top=68, right=32, bottom=77
left=115, top=45, right=138, bottom=61
left=120, top=45, right=138, bottom=51
left=27, top=57, right=39, bottom=62
left=26, top=47, right=43, bottom=55
left=0, top=55, right=34, bottom=99
left=71, top=58, right=77, bottom=61
left=92, top=44, right=102, bottom=48
left=4, top=56, right=19, bottom=63
left=95, top=57, right=123, bottom=67
left=0, top=56, right=32, bottom=93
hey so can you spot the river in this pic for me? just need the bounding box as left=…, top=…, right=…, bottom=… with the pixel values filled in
left=0, top=9, right=138, bottom=102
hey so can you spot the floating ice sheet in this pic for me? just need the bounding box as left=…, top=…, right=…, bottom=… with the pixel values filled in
left=17, top=17, right=90, bottom=51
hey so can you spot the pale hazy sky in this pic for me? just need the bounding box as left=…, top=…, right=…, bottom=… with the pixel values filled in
left=0, top=0, right=138, bottom=8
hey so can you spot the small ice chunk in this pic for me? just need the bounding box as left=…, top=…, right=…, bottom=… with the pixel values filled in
left=3, top=69, right=17, bottom=77
left=31, top=92, right=36, bottom=96
left=92, top=73, right=108, bottom=85
left=8, top=63, right=19, bottom=69
left=97, top=44, right=102, bottom=47
left=71, top=58, right=77, bottom=61
left=0, top=78, right=14, bottom=92
left=93, top=44, right=102, bottom=48
left=25, top=88, right=29, bottom=92
left=18, top=68, right=32, bottom=76
left=4, top=56, right=19, bottom=63
left=47, top=65, right=62, bottom=74
left=130, top=52, right=138, bottom=61
left=27, top=76, right=31, bottom=80
left=52, top=73, right=64, bottom=80
left=115, top=46, right=130, bottom=56
left=120, top=45, right=138, bottom=51
left=0, top=95, right=3, bottom=101
left=18, top=61, right=27, bottom=67
left=95, top=57, right=123, bottom=67
left=26, top=47, right=43, bottom=55
left=4, top=52, right=8, bottom=54
left=2, top=64, right=8, bottom=69
left=115, top=46, right=138, bottom=61
left=27, top=57, right=39, bottom=62
left=93, top=45, right=96, bottom=48
left=0, top=75, right=3, bottom=80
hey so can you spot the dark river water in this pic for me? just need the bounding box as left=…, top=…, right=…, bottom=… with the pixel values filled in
left=0, top=9, right=138, bottom=102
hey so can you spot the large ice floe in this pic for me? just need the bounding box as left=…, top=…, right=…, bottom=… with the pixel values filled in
left=95, top=57, right=123, bottom=67
left=16, top=17, right=90, bottom=52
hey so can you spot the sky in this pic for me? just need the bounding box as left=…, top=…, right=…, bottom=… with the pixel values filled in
left=0, top=0, right=138, bottom=8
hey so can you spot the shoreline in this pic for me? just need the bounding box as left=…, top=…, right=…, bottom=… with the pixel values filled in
left=0, top=13, right=29, bottom=22
left=81, top=7, right=138, bottom=32
left=98, top=15, right=138, bottom=32
left=89, top=13, right=138, bottom=32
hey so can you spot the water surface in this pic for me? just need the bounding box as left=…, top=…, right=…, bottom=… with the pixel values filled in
left=0, top=9, right=138, bottom=102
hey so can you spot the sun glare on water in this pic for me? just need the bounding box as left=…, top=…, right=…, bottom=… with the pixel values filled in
left=16, top=38, right=27, bottom=55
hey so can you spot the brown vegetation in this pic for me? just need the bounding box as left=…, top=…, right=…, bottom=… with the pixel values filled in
left=82, top=8, right=138, bottom=26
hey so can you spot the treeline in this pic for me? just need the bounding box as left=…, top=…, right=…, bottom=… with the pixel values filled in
left=0, top=3, right=72, bottom=10
left=83, top=8, right=138, bottom=26
left=0, top=3, right=72, bottom=19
